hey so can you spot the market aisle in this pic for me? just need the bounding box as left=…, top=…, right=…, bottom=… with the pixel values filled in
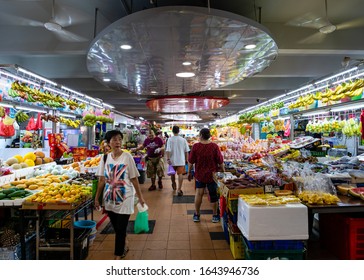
left=87, top=174, right=234, bottom=260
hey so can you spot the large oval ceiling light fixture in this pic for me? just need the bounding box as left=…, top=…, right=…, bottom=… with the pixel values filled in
left=87, top=6, right=278, bottom=95
left=146, top=96, right=230, bottom=113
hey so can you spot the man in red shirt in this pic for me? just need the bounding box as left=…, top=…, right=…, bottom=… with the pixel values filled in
left=187, top=128, right=224, bottom=223
left=134, top=130, right=165, bottom=191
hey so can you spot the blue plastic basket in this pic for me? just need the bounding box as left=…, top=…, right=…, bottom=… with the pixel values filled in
left=74, top=220, right=96, bottom=229
left=244, top=238, right=305, bottom=251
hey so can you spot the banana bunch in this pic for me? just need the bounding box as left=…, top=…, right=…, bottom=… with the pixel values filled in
left=0, top=106, right=5, bottom=117
left=288, top=93, right=315, bottom=109
left=273, top=119, right=285, bottom=131
left=96, top=116, right=114, bottom=123
left=342, top=119, right=362, bottom=138
left=281, top=149, right=301, bottom=161
left=43, top=99, right=65, bottom=108
left=15, top=110, right=30, bottom=123
left=7, top=88, right=20, bottom=98
left=102, top=109, right=111, bottom=115
left=83, top=114, right=97, bottom=127
left=59, top=117, right=81, bottom=128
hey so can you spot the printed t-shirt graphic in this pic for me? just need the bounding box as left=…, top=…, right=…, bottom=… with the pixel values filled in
left=104, top=163, right=128, bottom=203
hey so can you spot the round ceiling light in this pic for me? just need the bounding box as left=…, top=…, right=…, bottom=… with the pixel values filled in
left=87, top=6, right=278, bottom=95
left=176, top=72, right=195, bottom=78
left=120, top=44, right=132, bottom=50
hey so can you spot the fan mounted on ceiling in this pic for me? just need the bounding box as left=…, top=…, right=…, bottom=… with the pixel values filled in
left=0, top=0, right=89, bottom=42
left=43, top=0, right=89, bottom=42
left=287, top=0, right=364, bottom=43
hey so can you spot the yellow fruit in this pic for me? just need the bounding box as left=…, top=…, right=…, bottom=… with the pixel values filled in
left=13, top=155, right=23, bottom=163
left=23, top=152, right=36, bottom=161
left=24, top=159, right=35, bottom=167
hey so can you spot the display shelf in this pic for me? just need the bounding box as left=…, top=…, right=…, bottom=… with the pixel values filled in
left=29, top=198, right=93, bottom=260
left=0, top=173, right=16, bottom=186
left=9, top=162, right=57, bottom=180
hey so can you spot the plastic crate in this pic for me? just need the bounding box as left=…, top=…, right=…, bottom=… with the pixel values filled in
left=320, top=213, right=364, bottom=260
left=227, top=198, right=238, bottom=213
left=229, top=233, right=244, bottom=259
left=245, top=239, right=305, bottom=251
left=40, top=227, right=91, bottom=260
left=0, top=233, right=36, bottom=260
left=222, top=215, right=230, bottom=244
left=310, top=150, right=327, bottom=157
left=242, top=237, right=306, bottom=260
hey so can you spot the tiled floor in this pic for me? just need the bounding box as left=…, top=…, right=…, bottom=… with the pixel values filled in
left=86, top=172, right=337, bottom=260
left=87, top=175, right=234, bottom=260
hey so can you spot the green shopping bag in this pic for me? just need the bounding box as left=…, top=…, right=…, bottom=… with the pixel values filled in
left=134, top=203, right=149, bottom=234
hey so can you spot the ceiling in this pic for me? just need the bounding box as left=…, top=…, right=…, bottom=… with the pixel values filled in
left=0, top=0, right=364, bottom=124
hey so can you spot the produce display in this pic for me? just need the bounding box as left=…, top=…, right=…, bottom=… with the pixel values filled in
left=24, top=183, right=92, bottom=204
left=0, top=187, right=34, bottom=200
left=239, top=194, right=301, bottom=206
left=1, top=174, right=71, bottom=190
left=4, top=151, right=53, bottom=169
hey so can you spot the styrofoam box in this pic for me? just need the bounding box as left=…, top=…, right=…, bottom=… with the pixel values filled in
left=237, top=197, right=309, bottom=241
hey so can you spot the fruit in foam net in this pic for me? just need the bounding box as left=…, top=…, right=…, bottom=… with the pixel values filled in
left=5, top=158, right=18, bottom=166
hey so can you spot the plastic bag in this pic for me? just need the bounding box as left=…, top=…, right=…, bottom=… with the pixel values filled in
left=134, top=204, right=149, bottom=234
left=0, top=119, right=15, bottom=137
left=167, top=164, right=175, bottom=176
left=35, top=113, right=42, bottom=130
left=26, top=117, right=37, bottom=131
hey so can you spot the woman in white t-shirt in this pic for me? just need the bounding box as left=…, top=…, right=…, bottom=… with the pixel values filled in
left=95, top=130, right=145, bottom=260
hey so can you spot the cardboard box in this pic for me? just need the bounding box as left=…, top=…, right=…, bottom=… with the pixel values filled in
left=237, top=197, right=308, bottom=241
left=221, top=184, right=264, bottom=199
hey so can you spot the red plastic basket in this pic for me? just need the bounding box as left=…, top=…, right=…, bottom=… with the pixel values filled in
left=320, top=213, right=364, bottom=260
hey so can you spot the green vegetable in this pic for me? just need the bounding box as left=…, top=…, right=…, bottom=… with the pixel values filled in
left=2, top=188, right=18, bottom=195
left=8, top=190, right=26, bottom=198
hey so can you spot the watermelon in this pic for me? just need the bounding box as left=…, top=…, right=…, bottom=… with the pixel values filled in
left=348, top=187, right=364, bottom=198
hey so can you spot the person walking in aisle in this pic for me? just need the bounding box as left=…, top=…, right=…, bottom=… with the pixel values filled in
left=187, top=128, right=224, bottom=223
left=165, top=125, right=190, bottom=196
left=133, top=130, right=165, bottom=191
left=94, top=130, right=145, bottom=260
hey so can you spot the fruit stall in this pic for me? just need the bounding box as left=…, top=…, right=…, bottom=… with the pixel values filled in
left=211, top=64, right=364, bottom=259
left=0, top=65, right=143, bottom=260
left=0, top=150, right=100, bottom=260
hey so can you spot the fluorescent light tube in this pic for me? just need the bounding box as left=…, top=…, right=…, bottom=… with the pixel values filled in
left=43, top=86, right=69, bottom=97
left=16, top=105, right=47, bottom=113
left=0, top=102, right=14, bottom=108
left=0, top=70, right=40, bottom=87
left=103, top=103, right=115, bottom=109
left=92, top=103, right=103, bottom=109
left=61, top=86, right=84, bottom=97
left=331, top=103, right=364, bottom=112
left=333, top=71, right=364, bottom=85
left=17, top=67, right=57, bottom=86
left=315, top=67, right=358, bottom=85
left=302, top=110, right=329, bottom=117
left=59, top=113, right=76, bottom=118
